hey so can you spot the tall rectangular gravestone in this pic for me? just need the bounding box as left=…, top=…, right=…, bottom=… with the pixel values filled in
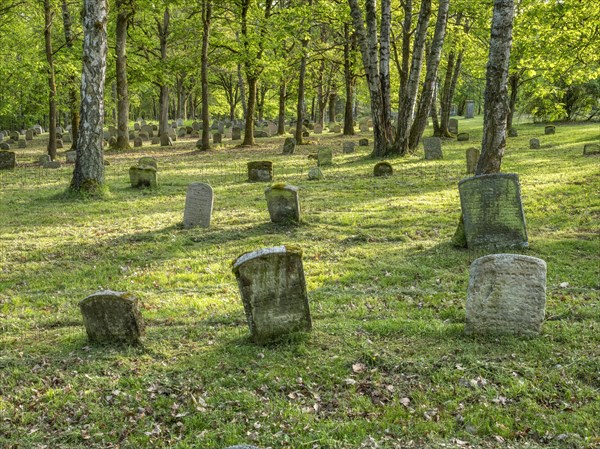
left=232, top=246, right=311, bottom=343
left=448, top=118, right=459, bottom=134
left=465, top=100, right=475, bottom=119
left=459, top=173, right=528, bottom=249
left=265, top=184, right=300, bottom=223
left=423, top=137, right=443, bottom=160
left=183, top=183, right=214, bottom=228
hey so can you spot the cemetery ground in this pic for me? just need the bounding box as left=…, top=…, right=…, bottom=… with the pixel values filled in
left=0, top=119, right=598, bottom=449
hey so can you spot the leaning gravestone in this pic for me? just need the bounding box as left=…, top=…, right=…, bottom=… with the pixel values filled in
left=466, top=147, right=480, bottom=174
left=343, top=142, right=356, bottom=154
left=129, top=165, right=158, bottom=188
left=544, top=125, right=556, bottom=135
left=529, top=138, right=540, bottom=149
left=448, top=118, right=459, bottom=134
left=458, top=173, right=528, bottom=249
left=0, top=151, right=16, bottom=169
left=457, top=133, right=469, bottom=142
left=583, top=143, right=600, bottom=156
left=247, top=161, right=273, bottom=182
left=56, top=139, right=64, bottom=149
left=282, top=137, right=296, bottom=155
left=373, top=161, right=393, bottom=177
left=183, top=182, right=214, bottom=229
left=423, top=137, right=443, bottom=160
left=232, top=246, right=311, bottom=343
left=265, top=184, right=300, bottom=224
left=317, top=148, right=333, bottom=166
left=79, top=290, right=145, bottom=345
left=465, top=254, right=546, bottom=337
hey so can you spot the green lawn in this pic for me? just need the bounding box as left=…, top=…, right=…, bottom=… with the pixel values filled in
left=1, top=119, right=599, bottom=448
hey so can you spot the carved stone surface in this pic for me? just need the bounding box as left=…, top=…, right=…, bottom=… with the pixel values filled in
left=373, top=161, right=393, bottom=177
left=247, top=161, right=273, bottom=182
left=79, top=290, right=145, bottom=344
left=465, top=254, right=546, bottom=337
left=265, top=184, right=300, bottom=223
left=466, top=148, right=480, bottom=174
left=423, top=137, right=443, bottom=160
left=232, top=246, right=311, bottom=343
left=459, top=173, right=528, bottom=249
left=183, top=182, right=214, bottom=228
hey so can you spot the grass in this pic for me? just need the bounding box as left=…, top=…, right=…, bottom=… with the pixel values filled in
left=0, top=118, right=599, bottom=448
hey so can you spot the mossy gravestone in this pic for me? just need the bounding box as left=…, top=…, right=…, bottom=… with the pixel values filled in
left=529, top=138, right=540, bottom=149
left=247, top=161, right=273, bottom=182
left=457, top=133, right=469, bottom=142
left=459, top=173, right=528, bottom=249
left=423, top=137, right=443, bottom=160
left=583, top=143, right=600, bottom=156
left=465, top=254, right=546, bottom=337
left=0, top=150, right=16, bottom=169
left=129, top=166, right=158, bottom=188
left=265, top=184, right=300, bottom=223
left=373, top=161, right=393, bottom=177
left=343, top=141, right=356, bottom=154
left=183, top=182, right=214, bottom=228
left=448, top=118, right=459, bottom=134
left=307, top=167, right=323, bottom=180
left=232, top=127, right=242, bottom=140
left=317, top=148, right=332, bottom=166
left=232, top=246, right=311, bottom=343
left=79, top=290, right=145, bottom=344
left=466, top=147, right=480, bottom=174
left=282, top=137, right=296, bottom=155
left=544, top=125, right=556, bottom=135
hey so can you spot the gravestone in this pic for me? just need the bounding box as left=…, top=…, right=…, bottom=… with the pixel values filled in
left=465, top=254, right=546, bottom=337
left=583, top=143, right=600, bottom=156
left=65, top=150, right=77, bottom=163
left=0, top=151, right=16, bottom=169
left=134, top=122, right=141, bottom=131
left=151, top=136, right=160, bottom=145
left=56, top=139, right=63, bottom=149
left=317, top=148, right=332, bottom=166
left=508, top=128, right=518, bottom=137
left=18, top=139, right=26, bottom=148
left=544, top=125, right=555, bottom=135
left=343, top=142, right=356, bottom=154
left=0, top=143, right=9, bottom=151
left=63, top=133, right=72, bottom=143
left=423, top=137, right=443, bottom=160
left=282, top=137, right=296, bottom=155
left=232, top=246, right=311, bottom=343
left=330, top=124, right=341, bottom=133
left=79, top=290, right=145, bottom=345
left=192, top=121, right=201, bottom=131
left=359, top=138, right=369, bottom=146
left=33, top=125, right=43, bottom=134
left=373, top=161, right=393, bottom=177
left=313, top=124, right=323, bottom=134
left=254, top=129, right=269, bottom=138
left=213, top=133, right=222, bottom=144
left=43, top=161, right=61, bottom=169
left=108, top=136, right=117, bottom=148
left=25, top=129, right=34, bottom=141
left=38, top=154, right=51, bottom=164
left=139, top=132, right=149, bottom=142
left=457, top=133, right=470, bottom=141
left=529, top=138, right=540, bottom=149
left=448, top=118, right=459, bottom=134
left=308, top=167, right=323, bottom=180
left=138, top=157, right=157, bottom=169
left=359, top=122, right=369, bottom=132
left=10, top=131, right=19, bottom=141
left=458, top=173, right=528, bottom=249
left=129, top=166, right=158, bottom=188
left=177, top=118, right=184, bottom=127
left=466, top=147, right=480, bottom=175
left=247, top=161, right=273, bottom=182
left=183, top=182, right=214, bottom=229
left=265, top=184, right=300, bottom=224
left=178, top=128, right=187, bottom=138
left=134, top=137, right=143, bottom=148
left=465, top=100, right=475, bottom=118
left=232, top=127, right=242, bottom=140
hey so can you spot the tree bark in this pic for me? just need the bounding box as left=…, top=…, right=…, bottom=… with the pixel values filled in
left=115, top=0, right=133, bottom=150
left=506, top=72, right=519, bottom=131
left=61, top=0, right=79, bottom=151
left=70, top=0, right=108, bottom=193
left=237, top=62, right=247, bottom=119
left=343, top=23, right=355, bottom=136
left=408, top=0, right=450, bottom=151
left=277, top=79, right=286, bottom=135
left=242, top=75, right=257, bottom=145
left=295, top=37, right=309, bottom=145
left=44, top=0, right=57, bottom=161
left=158, top=8, right=171, bottom=146
left=200, top=0, right=212, bottom=151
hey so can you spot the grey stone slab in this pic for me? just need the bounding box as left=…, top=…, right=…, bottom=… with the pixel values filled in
left=265, top=184, right=300, bottom=223
left=129, top=166, right=158, bottom=188
left=282, top=137, right=296, bottom=155
left=0, top=150, right=16, bottom=169
left=247, top=161, right=273, bottom=182
left=448, top=118, right=459, bottom=134
left=466, top=148, right=480, bottom=174
left=343, top=142, right=356, bottom=154
left=183, top=182, right=213, bottom=229
left=317, top=148, right=332, bottom=166
left=583, top=143, right=600, bottom=156
left=423, top=137, right=442, bottom=160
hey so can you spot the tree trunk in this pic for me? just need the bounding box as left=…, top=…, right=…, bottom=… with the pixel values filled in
left=115, top=0, right=132, bottom=150
left=237, top=62, right=247, bottom=119
left=277, top=79, right=286, bottom=135
left=70, top=0, right=108, bottom=193
left=242, top=76, right=257, bottom=145
left=408, top=0, right=449, bottom=152
left=158, top=8, right=171, bottom=146
left=507, top=72, right=519, bottom=131
left=295, top=38, right=309, bottom=145
left=44, top=0, right=57, bottom=161
left=61, top=0, right=79, bottom=151
left=343, top=23, right=355, bottom=136
left=430, top=80, right=441, bottom=136
left=200, top=0, right=212, bottom=151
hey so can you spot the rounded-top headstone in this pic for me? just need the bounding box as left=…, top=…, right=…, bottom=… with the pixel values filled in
left=466, top=254, right=546, bottom=337
left=457, top=132, right=470, bottom=142
left=265, top=184, right=300, bottom=223
left=0, top=150, right=16, bottom=169
left=343, top=141, right=356, bottom=154
left=307, top=167, right=323, bottom=181
left=373, top=161, right=393, bottom=177
left=183, top=182, right=214, bottom=229
left=529, top=138, right=540, bottom=149
left=544, top=125, right=555, bottom=135
left=359, top=138, right=369, bottom=147
left=138, top=156, right=158, bottom=169
left=282, top=137, right=296, bottom=155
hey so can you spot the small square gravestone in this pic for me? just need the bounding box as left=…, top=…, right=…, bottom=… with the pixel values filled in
left=0, top=150, right=16, bottom=169
left=359, top=138, right=369, bottom=147
left=79, top=290, right=145, bottom=345
left=282, top=137, right=296, bottom=155
left=343, top=142, right=356, bottom=154
left=583, top=143, right=600, bottom=156
left=307, top=167, right=323, bottom=180
left=317, top=148, right=333, bottom=166
left=544, top=125, right=555, bottom=135
left=25, top=129, right=34, bottom=141
left=459, top=173, right=528, bottom=249
left=373, top=161, right=393, bottom=177
left=265, top=184, right=300, bottom=224
left=423, top=137, right=443, bottom=160
left=129, top=165, right=158, bottom=188
left=448, top=118, right=459, bottom=134
left=134, top=137, right=143, bottom=148
left=65, top=150, right=77, bottom=163
left=457, top=133, right=469, bottom=142
left=529, top=138, right=540, bottom=149
left=183, top=182, right=214, bottom=228
left=247, top=161, right=273, bottom=182
left=466, top=147, right=480, bottom=174
left=232, top=246, right=311, bottom=343
left=465, top=254, right=546, bottom=337
left=232, top=127, right=242, bottom=140
left=18, top=139, right=26, bottom=148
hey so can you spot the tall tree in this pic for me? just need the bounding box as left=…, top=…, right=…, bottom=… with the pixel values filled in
left=199, top=0, right=212, bottom=150
left=157, top=7, right=171, bottom=146
left=115, top=0, right=134, bottom=150
left=43, top=0, right=57, bottom=160
left=70, top=0, right=108, bottom=193
left=61, top=0, right=79, bottom=151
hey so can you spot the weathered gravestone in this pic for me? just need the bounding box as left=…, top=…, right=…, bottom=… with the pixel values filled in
left=254, top=129, right=269, bottom=138
left=139, top=132, right=149, bottom=142
left=265, top=184, right=300, bottom=223
left=466, top=147, right=480, bottom=174
left=313, top=124, right=323, bottom=134
left=529, top=138, right=540, bottom=149
left=0, top=151, right=16, bottom=169
left=544, top=125, right=555, bottom=135
left=18, top=139, right=26, bottom=148
left=134, top=137, right=143, bottom=148
left=247, top=161, right=273, bottom=182
left=583, top=143, right=600, bottom=156
left=65, top=150, right=77, bottom=163
left=38, top=154, right=51, bottom=164
left=138, top=157, right=157, bottom=169
left=465, top=254, right=546, bottom=337
left=317, top=148, right=333, bottom=166
left=79, top=290, right=145, bottom=345
left=10, top=131, right=19, bottom=141
left=63, top=133, right=72, bottom=143
left=25, top=129, right=34, bottom=141
left=43, top=161, right=62, bottom=169
left=232, top=246, right=311, bottom=343
left=330, top=124, right=341, bottom=133
left=151, top=136, right=160, bottom=145
left=373, top=161, right=393, bottom=177
left=183, top=182, right=214, bottom=229
left=213, top=133, right=222, bottom=144
left=423, top=137, right=443, bottom=160
left=307, top=167, right=323, bottom=180
left=134, top=122, right=141, bottom=131
left=457, top=133, right=470, bottom=142
left=359, top=122, right=369, bottom=132
left=448, top=118, right=459, bottom=134
left=343, top=142, right=356, bottom=154
left=359, top=138, right=369, bottom=147
left=56, top=139, right=64, bottom=149
left=129, top=165, right=158, bottom=188
left=0, top=143, right=9, bottom=151
left=282, top=137, right=296, bottom=155
left=458, top=173, right=528, bottom=249
left=33, top=125, right=43, bottom=134
left=232, top=127, right=242, bottom=140
left=465, top=100, right=475, bottom=119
